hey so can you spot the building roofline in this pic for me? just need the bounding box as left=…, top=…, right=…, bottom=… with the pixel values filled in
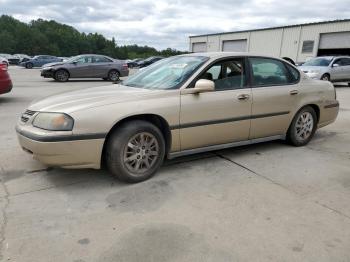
left=189, top=19, right=350, bottom=38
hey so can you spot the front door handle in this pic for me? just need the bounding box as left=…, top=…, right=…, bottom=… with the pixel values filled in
left=290, top=90, right=299, bottom=95
left=237, top=94, right=250, bottom=100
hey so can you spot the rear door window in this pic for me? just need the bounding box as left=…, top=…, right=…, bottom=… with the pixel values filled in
left=94, top=56, right=112, bottom=63
left=249, top=58, right=291, bottom=86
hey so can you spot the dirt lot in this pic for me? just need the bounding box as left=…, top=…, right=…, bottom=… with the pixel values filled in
left=0, top=66, right=350, bottom=262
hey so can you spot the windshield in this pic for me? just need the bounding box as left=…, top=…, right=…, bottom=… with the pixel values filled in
left=66, top=55, right=81, bottom=63
left=123, top=56, right=209, bottom=90
left=303, top=57, right=332, bottom=67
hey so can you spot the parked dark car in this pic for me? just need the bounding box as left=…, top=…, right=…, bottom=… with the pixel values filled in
left=137, top=56, right=164, bottom=68
left=0, top=63, right=13, bottom=95
left=40, top=54, right=129, bottom=82
left=20, top=55, right=63, bottom=69
left=14, top=54, right=31, bottom=64
left=127, top=58, right=142, bottom=68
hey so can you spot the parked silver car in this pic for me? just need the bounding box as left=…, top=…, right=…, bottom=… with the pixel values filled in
left=40, top=54, right=129, bottom=82
left=299, top=56, right=350, bottom=86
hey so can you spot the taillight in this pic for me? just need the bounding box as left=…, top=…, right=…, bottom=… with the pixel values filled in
left=122, top=63, right=128, bottom=69
left=0, top=63, right=7, bottom=71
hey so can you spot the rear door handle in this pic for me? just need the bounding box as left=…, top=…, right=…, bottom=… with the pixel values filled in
left=237, top=94, right=250, bottom=100
left=290, top=90, right=299, bottom=95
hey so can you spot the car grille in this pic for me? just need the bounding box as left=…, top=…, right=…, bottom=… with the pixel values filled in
left=21, top=109, right=36, bottom=123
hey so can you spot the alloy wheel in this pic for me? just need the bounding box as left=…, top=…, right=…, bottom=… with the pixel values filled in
left=123, top=132, right=159, bottom=175
left=321, top=75, right=329, bottom=81
left=109, top=71, right=119, bottom=81
left=56, top=70, right=69, bottom=82
left=295, top=112, right=314, bottom=142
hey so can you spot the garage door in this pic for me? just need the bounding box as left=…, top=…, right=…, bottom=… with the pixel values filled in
left=192, top=42, right=207, bottom=52
left=222, top=40, right=247, bottom=52
left=319, top=32, right=350, bottom=49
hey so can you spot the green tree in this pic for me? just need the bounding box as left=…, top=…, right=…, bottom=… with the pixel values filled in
left=0, top=15, right=187, bottom=58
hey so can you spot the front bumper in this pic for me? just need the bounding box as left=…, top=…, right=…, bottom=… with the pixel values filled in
left=304, top=72, right=322, bottom=80
left=40, top=69, right=54, bottom=78
left=16, top=124, right=105, bottom=169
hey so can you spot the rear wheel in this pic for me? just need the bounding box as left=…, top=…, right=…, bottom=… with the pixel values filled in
left=287, top=106, right=317, bottom=146
left=321, top=73, right=330, bottom=81
left=26, top=63, right=33, bottom=69
left=108, top=70, right=120, bottom=81
left=54, top=69, right=69, bottom=82
left=105, top=120, right=165, bottom=183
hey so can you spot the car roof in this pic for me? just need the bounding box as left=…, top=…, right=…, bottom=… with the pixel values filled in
left=181, top=52, right=282, bottom=59
left=79, top=54, right=109, bottom=57
left=313, top=56, right=350, bottom=59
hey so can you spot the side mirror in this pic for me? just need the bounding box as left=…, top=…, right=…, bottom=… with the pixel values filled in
left=181, top=79, right=215, bottom=94
left=332, top=63, right=339, bottom=68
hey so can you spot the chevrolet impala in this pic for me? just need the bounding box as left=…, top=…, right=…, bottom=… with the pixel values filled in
left=16, top=53, right=339, bottom=183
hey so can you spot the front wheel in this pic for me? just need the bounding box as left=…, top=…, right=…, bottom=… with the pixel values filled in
left=26, top=63, right=33, bottom=69
left=108, top=70, right=120, bottom=82
left=321, top=74, right=330, bottom=81
left=54, top=69, right=69, bottom=82
left=105, top=120, right=165, bottom=183
left=287, top=106, right=317, bottom=146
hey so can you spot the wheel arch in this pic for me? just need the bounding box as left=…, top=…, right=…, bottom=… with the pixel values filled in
left=288, top=103, right=320, bottom=133
left=55, top=68, right=70, bottom=78
left=108, top=68, right=121, bottom=75
left=101, top=113, right=172, bottom=167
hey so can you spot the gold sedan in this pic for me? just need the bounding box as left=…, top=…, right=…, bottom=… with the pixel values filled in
left=16, top=53, right=339, bottom=183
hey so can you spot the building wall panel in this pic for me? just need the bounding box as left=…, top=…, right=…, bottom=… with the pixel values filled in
left=249, top=29, right=283, bottom=57
left=189, top=20, right=350, bottom=62
left=280, top=27, right=301, bottom=62
left=298, top=21, right=350, bottom=61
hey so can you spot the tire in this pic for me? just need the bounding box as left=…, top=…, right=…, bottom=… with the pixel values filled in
left=108, top=70, right=120, bottom=81
left=321, top=73, right=330, bottom=81
left=54, top=69, right=69, bottom=82
left=105, top=120, right=165, bottom=183
left=26, top=63, right=33, bottom=69
left=287, top=106, right=317, bottom=146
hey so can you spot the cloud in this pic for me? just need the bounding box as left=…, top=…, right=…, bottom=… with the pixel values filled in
left=0, top=0, right=349, bottom=50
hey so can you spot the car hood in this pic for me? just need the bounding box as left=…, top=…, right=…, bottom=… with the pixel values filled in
left=42, top=62, right=64, bottom=67
left=28, top=84, right=172, bottom=113
left=298, top=66, right=327, bottom=72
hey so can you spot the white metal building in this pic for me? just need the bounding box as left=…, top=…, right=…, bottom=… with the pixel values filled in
left=189, top=19, right=350, bottom=64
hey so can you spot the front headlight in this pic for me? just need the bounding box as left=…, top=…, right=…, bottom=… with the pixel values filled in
left=32, top=113, right=74, bottom=131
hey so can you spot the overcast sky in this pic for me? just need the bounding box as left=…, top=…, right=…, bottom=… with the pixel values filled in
left=1, top=0, right=349, bottom=50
